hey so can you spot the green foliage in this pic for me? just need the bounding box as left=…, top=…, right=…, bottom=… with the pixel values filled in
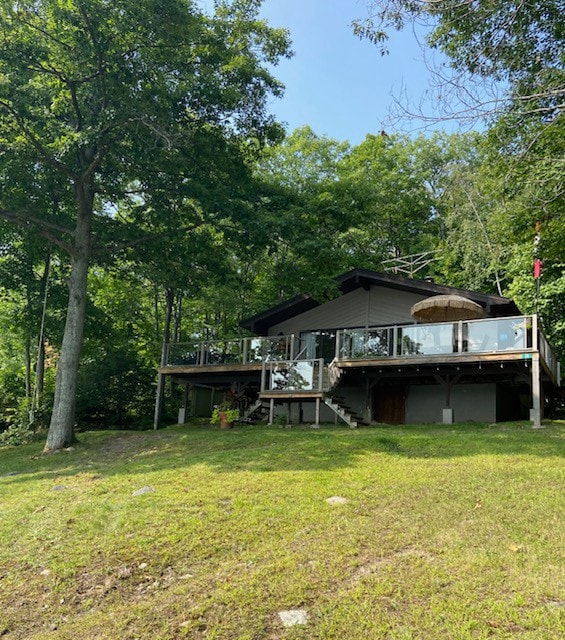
left=210, top=406, right=240, bottom=425
left=0, top=421, right=35, bottom=447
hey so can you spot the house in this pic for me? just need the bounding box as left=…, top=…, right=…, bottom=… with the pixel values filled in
left=157, top=269, right=561, bottom=427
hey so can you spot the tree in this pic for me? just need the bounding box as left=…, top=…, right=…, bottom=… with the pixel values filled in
left=334, top=133, right=440, bottom=267
left=0, top=0, right=290, bottom=450
left=354, top=1, right=564, bottom=127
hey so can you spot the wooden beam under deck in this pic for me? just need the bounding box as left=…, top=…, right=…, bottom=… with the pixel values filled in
left=259, top=390, right=325, bottom=400
left=337, top=351, right=536, bottom=370
left=160, top=362, right=263, bottom=375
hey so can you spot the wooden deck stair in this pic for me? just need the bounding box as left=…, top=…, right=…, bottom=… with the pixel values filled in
left=251, top=361, right=361, bottom=427
left=241, top=400, right=269, bottom=424
left=323, top=395, right=361, bottom=428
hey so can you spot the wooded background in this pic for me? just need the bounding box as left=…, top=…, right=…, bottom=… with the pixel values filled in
left=0, top=0, right=563, bottom=447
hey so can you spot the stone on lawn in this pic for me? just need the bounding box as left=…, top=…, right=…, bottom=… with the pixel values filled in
left=132, top=486, right=155, bottom=497
left=278, top=609, right=309, bottom=627
left=326, top=496, right=347, bottom=505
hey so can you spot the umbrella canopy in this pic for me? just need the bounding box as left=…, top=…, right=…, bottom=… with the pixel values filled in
left=411, top=295, right=484, bottom=323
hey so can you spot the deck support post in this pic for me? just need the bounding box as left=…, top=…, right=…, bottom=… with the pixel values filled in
left=153, top=373, right=165, bottom=430
left=269, top=398, right=275, bottom=425
left=315, top=397, right=321, bottom=426
left=530, top=352, right=542, bottom=428
left=177, top=384, right=190, bottom=424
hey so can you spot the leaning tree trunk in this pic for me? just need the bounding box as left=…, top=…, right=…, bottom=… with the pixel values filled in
left=44, top=185, right=93, bottom=452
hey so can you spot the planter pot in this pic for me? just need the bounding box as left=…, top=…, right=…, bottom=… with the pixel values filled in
left=218, top=411, right=234, bottom=429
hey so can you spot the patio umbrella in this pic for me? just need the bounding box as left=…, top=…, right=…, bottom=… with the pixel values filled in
left=410, top=295, right=484, bottom=323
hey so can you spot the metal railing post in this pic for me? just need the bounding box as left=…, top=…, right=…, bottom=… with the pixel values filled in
left=458, top=321, right=463, bottom=353
left=335, top=331, right=341, bottom=361
left=290, top=334, right=295, bottom=359
left=393, top=326, right=399, bottom=356
left=242, top=338, right=248, bottom=364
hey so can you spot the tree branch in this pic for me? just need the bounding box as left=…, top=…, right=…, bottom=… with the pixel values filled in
left=0, top=208, right=74, bottom=253
left=0, top=99, right=76, bottom=177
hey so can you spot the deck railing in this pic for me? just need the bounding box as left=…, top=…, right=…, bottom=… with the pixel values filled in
left=538, top=331, right=560, bottom=383
left=166, top=335, right=295, bottom=366
left=261, top=359, right=325, bottom=393
left=164, top=315, right=560, bottom=383
left=338, top=315, right=534, bottom=360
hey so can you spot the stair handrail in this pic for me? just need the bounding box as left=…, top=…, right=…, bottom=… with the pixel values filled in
left=326, top=357, right=343, bottom=391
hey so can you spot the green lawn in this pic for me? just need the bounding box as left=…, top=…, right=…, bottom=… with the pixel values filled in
left=0, top=421, right=563, bottom=639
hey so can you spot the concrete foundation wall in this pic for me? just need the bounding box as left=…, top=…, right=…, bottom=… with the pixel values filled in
left=405, top=383, right=496, bottom=423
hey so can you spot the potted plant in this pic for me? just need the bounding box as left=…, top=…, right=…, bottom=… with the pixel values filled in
left=211, top=401, right=240, bottom=429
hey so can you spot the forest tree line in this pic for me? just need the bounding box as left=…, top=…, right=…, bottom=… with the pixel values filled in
left=0, top=0, right=563, bottom=447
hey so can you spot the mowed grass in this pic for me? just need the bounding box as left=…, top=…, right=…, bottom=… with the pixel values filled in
left=0, top=421, right=563, bottom=640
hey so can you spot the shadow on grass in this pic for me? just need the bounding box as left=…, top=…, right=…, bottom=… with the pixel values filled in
left=1, top=420, right=563, bottom=486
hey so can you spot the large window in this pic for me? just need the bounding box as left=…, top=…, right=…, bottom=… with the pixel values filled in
left=299, top=330, right=337, bottom=361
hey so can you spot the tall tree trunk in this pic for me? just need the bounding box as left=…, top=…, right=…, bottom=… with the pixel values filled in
left=24, top=337, right=32, bottom=402
left=154, top=284, right=160, bottom=342
left=173, top=292, right=183, bottom=342
left=24, top=284, right=33, bottom=402
left=34, top=248, right=51, bottom=407
left=44, top=184, right=93, bottom=452
left=153, top=288, right=175, bottom=429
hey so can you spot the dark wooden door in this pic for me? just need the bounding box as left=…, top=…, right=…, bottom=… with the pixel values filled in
left=374, top=385, right=406, bottom=424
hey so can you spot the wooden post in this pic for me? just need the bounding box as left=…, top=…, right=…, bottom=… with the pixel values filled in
left=315, top=397, right=320, bottom=426
left=532, top=314, right=539, bottom=351
left=531, top=352, right=542, bottom=428
left=153, top=339, right=169, bottom=430
left=183, top=384, right=190, bottom=415
left=269, top=398, right=275, bottom=425
left=335, top=330, right=341, bottom=360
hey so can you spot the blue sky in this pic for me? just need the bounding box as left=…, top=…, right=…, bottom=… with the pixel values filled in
left=199, top=0, right=457, bottom=144
left=256, top=0, right=453, bottom=144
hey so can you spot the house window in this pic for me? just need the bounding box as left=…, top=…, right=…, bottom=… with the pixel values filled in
left=299, top=330, right=337, bottom=361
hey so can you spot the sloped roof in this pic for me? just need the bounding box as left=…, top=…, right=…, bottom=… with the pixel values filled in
left=240, top=268, right=520, bottom=335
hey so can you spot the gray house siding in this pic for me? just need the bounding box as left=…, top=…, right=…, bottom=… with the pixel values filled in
left=268, top=286, right=428, bottom=336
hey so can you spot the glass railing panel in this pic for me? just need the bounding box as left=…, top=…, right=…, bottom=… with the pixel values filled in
left=538, top=331, right=559, bottom=380
left=399, top=323, right=455, bottom=356
left=267, top=360, right=321, bottom=391
left=466, top=317, right=528, bottom=353
left=246, top=337, right=268, bottom=363
left=166, top=342, right=201, bottom=365
left=339, top=329, right=390, bottom=359
left=259, top=336, right=294, bottom=361
left=204, top=339, right=244, bottom=364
